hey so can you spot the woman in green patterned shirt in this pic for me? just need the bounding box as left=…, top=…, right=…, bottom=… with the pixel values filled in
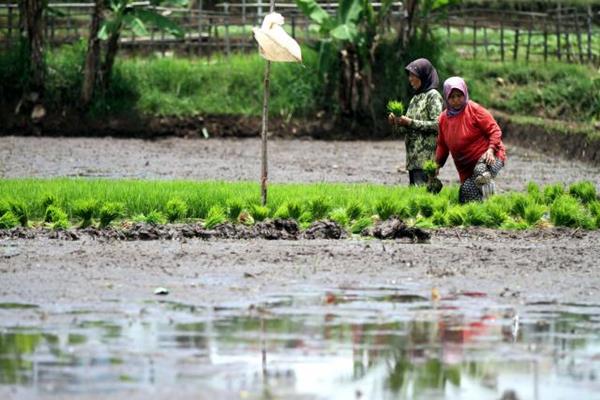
left=388, top=58, right=443, bottom=185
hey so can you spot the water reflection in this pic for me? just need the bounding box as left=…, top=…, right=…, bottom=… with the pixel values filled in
left=0, top=292, right=598, bottom=399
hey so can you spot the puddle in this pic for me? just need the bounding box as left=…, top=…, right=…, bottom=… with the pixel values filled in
left=0, top=289, right=599, bottom=399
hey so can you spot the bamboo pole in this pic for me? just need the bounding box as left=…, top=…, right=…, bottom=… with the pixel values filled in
left=260, top=0, right=275, bottom=206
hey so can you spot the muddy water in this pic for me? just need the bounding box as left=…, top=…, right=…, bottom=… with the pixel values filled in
left=1, top=286, right=599, bottom=400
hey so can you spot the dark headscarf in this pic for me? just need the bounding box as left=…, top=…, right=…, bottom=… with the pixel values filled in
left=443, top=76, right=469, bottom=117
left=405, top=58, right=439, bottom=95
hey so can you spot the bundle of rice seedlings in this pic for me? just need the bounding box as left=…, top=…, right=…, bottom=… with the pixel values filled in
left=0, top=212, right=19, bottom=229
left=351, top=217, right=372, bottom=234
left=509, top=193, right=529, bottom=219
left=550, top=195, right=590, bottom=228
left=543, top=183, right=564, bottom=205
left=145, top=210, right=166, bottom=225
left=417, top=196, right=435, bottom=218
left=526, top=182, right=543, bottom=203
left=414, top=217, right=435, bottom=229
left=166, top=198, right=188, bottom=222
left=273, top=204, right=290, bottom=219
left=238, top=211, right=255, bottom=225
left=374, top=198, right=396, bottom=220
left=345, top=201, right=364, bottom=221
left=40, top=193, right=59, bottom=210
left=8, top=200, right=28, bottom=227
left=432, top=210, right=447, bottom=226
left=446, top=206, right=466, bottom=227
left=484, top=202, right=508, bottom=227
left=52, top=217, right=69, bottom=230
left=204, top=206, right=226, bottom=229
left=99, top=202, right=125, bottom=228
left=568, top=181, right=597, bottom=204
left=250, top=204, right=270, bottom=222
left=308, top=197, right=330, bottom=220
left=422, top=160, right=438, bottom=177
left=328, top=208, right=349, bottom=226
left=224, top=199, right=243, bottom=221
left=44, top=205, right=68, bottom=224
left=588, top=201, right=600, bottom=229
left=72, top=199, right=98, bottom=228
left=465, top=203, right=491, bottom=226
left=524, top=203, right=547, bottom=226
left=500, top=218, right=529, bottom=230
left=286, top=201, right=303, bottom=220
left=387, top=100, right=405, bottom=116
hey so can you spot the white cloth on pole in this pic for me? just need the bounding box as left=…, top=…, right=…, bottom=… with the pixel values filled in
left=252, top=12, right=302, bottom=63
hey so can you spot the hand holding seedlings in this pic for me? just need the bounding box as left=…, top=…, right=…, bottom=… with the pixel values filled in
left=483, top=148, right=495, bottom=165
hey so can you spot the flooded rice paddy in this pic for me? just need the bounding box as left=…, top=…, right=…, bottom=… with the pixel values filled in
left=1, top=286, right=598, bottom=400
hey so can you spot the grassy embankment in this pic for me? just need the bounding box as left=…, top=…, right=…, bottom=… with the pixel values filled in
left=0, top=179, right=599, bottom=231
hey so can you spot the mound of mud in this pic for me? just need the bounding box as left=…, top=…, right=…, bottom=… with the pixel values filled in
left=0, top=219, right=427, bottom=242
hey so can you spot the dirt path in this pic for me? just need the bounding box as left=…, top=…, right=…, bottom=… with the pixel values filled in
left=1, top=136, right=598, bottom=191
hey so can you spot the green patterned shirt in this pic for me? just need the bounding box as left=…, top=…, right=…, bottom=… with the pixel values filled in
left=400, top=89, right=443, bottom=171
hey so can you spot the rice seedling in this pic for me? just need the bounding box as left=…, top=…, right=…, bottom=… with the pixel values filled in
left=8, top=200, right=28, bottom=227
left=238, top=211, right=255, bottom=225
left=465, top=203, right=491, bottom=227
left=508, top=193, right=529, bottom=219
left=345, top=201, right=364, bottom=221
left=250, top=204, right=270, bottom=222
left=374, top=198, right=397, bottom=220
left=569, top=181, right=597, bottom=204
left=204, top=206, right=226, bottom=229
left=484, top=202, right=508, bottom=227
left=417, top=195, right=436, bottom=218
left=72, top=199, right=98, bottom=227
left=550, top=195, right=590, bottom=228
left=524, top=203, right=547, bottom=226
left=351, top=217, right=372, bottom=234
left=52, top=217, right=69, bottom=230
left=500, top=218, right=529, bottom=230
left=225, top=199, right=244, bottom=221
left=543, top=183, right=564, bottom=205
left=386, top=100, right=405, bottom=116
left=414, top=217, right=436, bottom=229
left=145, top=210, right=167, bottom=225
left=526, top=182, right=543, bottom=203
left=40, top=193, right=59, bottom=209
left=0, top=212, right=19, bottom=229
left=307, top=197, right=330, bottom=220
left=99, top=202, right=125, bottom=228
left=589, top=201, right=600, bottom=228
left=446, top=206, right=466, bottom=227
left=44, top=205, right=68, bottom=224
left=166, top=198, right=188, bottom=222
left=422, top=160, right=438, bottom=177
left=431, top=210, right=447, bottom=226
left=328, top=208, right=349, bottom=226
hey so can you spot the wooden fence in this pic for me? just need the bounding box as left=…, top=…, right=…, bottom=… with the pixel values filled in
left=1, top=2, right=598, bottom=63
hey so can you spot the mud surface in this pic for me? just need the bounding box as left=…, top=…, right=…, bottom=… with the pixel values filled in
left=1, top=137, right=599, bottom=399
left=1, top=136, right=599, bottom=191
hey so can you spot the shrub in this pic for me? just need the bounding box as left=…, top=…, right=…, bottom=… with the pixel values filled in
left=0, top=212, right=19, bottom=229
left=166, top=198, right=188, bottom=222
left=543, top=184, right=564, bottom=205
left=145, top=210, right=166, bottom=225
left=72, top=199, right=98, bottom=227
left=550, top=195, right=589, bottom=228
left=204, top=206, right=226, bottom=229
left=569, top=181, right=597, bottom=204
left=374, top=198, right=396, bottom=220
left=99, top=202, right=125, bottom=228
left=446, top=206, right=466, bottom=226
left=351, top=217, right=372, bottom=234
left=250, top=204, right=270, bottom=222
left=328, top=208, right=349, bottom=226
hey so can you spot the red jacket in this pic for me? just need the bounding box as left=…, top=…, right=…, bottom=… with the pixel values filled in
left=436, top=101, right=506, bottom=183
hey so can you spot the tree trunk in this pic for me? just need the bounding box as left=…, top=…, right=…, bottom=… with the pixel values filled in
left=100, top=26, right=122, bottom=92
left=19, top=0, right=46, bottom=128
left=81, top=0, right=104, bottom=108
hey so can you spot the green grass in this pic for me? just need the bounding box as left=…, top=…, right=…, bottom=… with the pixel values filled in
left=0, top=178, right=598, bottom=231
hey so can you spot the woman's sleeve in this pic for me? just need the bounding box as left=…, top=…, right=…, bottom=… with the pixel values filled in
left=409, top=92, right=443, bottom=134
left=435, top=115, right=449, bottom=167
left=475, top=105, right=503, bottom=152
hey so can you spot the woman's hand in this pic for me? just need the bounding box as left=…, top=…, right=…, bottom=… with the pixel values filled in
left=483, top=148, right=495, bottom=165
left=396, top=116, right=412, bottom=126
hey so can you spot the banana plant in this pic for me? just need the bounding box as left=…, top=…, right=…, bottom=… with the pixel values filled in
left=98, top=0, right=187, bottom=90
left=295, top=0, right=395, bottom=120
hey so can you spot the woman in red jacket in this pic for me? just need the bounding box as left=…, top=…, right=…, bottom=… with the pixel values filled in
left=436, top=76, right=506, bottom=203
